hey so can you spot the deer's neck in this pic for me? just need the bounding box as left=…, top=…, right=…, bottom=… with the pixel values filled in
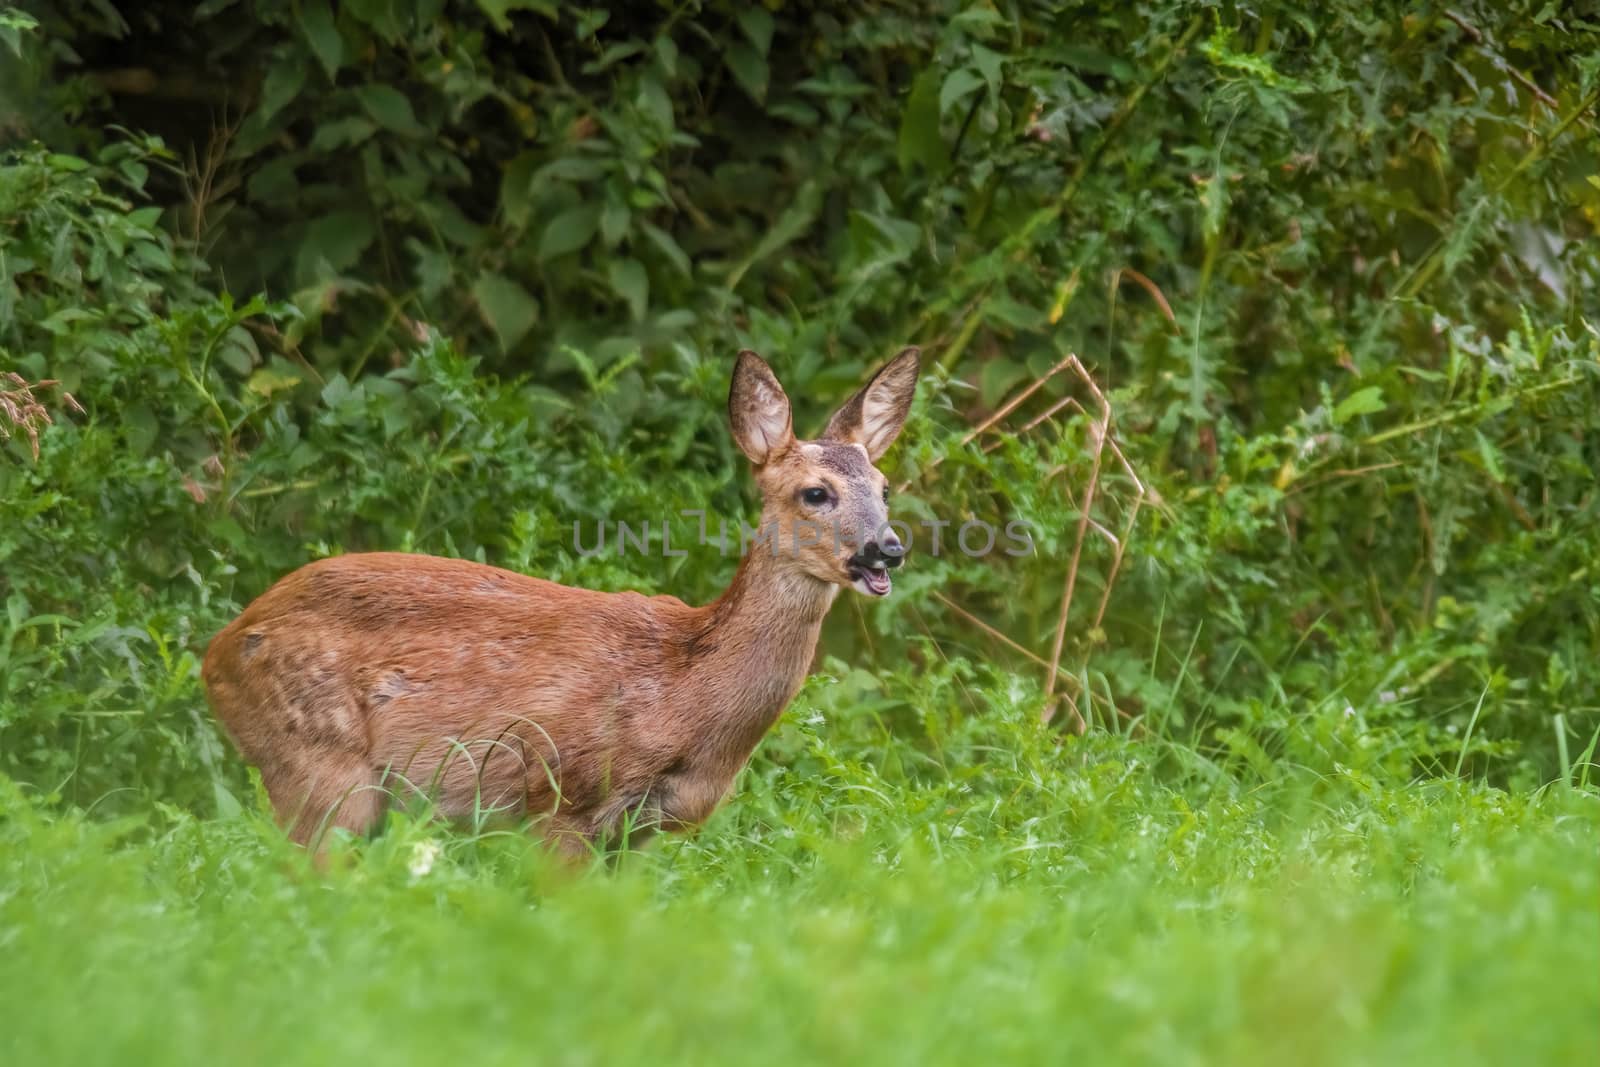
left=681, top=549, right=837, bottom=754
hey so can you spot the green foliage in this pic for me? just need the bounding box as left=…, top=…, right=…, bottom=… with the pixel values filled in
left=1, top=8, right=1599, bottom=1054
left=4, top=1, right=1600, bottom=813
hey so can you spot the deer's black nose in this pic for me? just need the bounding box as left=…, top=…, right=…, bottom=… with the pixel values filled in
left=852, top=534, right=906, bottom=570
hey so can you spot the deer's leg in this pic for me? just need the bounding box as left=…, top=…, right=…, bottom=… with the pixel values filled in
left=542, top=811, right=602, bottom=862
left=539, top=794, right=659, bottom=863
left=265, top=753, right=383, bottom=848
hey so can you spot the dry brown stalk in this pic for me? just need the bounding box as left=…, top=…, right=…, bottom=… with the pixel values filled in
left=907, top=353, right=1149, bottom=733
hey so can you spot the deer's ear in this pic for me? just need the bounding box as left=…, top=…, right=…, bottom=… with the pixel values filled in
left=822, top=346, right=920, bottom=461
left=728, top=350, right=794, bottom=465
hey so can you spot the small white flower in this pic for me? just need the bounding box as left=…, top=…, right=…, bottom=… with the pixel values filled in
left=1343, top=704, right=1356, bottom=718
left=408, top=840, right=441, bottom=879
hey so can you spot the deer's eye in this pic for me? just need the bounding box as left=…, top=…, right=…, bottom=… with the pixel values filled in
left=882, top=486, right=890, bottom=503
left=801, top=487, right=830, bottom=506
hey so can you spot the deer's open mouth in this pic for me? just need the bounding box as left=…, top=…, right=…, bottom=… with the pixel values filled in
left=849, top=562, right=893, bottom=597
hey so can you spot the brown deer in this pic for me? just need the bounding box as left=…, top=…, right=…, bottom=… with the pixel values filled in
left=202, top=347, right=920, bottom=856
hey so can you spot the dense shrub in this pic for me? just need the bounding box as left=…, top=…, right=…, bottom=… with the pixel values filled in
left=2, top=1, right=1597, bottom=813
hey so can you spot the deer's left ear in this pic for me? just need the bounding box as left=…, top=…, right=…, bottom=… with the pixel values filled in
left=822, top=346, right=920, bottom=461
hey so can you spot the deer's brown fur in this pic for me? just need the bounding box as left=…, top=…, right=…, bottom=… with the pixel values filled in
left=202, top=347, right=920, bottom=854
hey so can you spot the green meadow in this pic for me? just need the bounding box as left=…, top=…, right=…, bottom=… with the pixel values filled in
left=3, top=3, right=1598, bottom=1063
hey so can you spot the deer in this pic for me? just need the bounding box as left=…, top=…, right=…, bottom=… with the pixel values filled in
left=201, top=346, right=920, bottom=857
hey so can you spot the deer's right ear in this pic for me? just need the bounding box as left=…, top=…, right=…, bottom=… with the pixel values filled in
left=728, top=350, right=794, bottom=465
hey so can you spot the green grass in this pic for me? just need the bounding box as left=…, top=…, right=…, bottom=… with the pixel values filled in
left=2, top=719, right=1595, bottom=1067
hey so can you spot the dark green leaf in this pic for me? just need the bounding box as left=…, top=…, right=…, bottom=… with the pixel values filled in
left=356, top=85, right=425, bottom=136
left=1055, top=46, right=1134, bottom=81
left=655, top=34, right=678, bottom=76
left=599, top=191, right=630, bottom=248
left=217, top=326, right=258, bottom=375
left=258, top=57, right=306, bottom=123
left=970, top=44, right=1006, bottom=92
left=737, top=8, right=775, bottom=56
left=123, top=404, right=157, bottom=455
left=726, top=181, right=821, bottom=292
left=980, top=359, right=1028, bottom=408
left=500, top=151, right=540, bottom=229
left=538, top=204, right=601, bottom=260
left=296, top=210, right=375, bottom=277
left=534, top=157, right=612, bottom=183
left=406, top=238, right=454, bottom=301
left=309, top=116, right=376, bottom=151
left=608, top=258, right=649, bottom=321
left=637, top=73, right=674, bottom=132
left=472, top=272, right=539, bottom=350
left=476, top=0, right=557, bottom=33
left=296, top=0, right=343, bottom=79
left=898, top=68, right=947, bottom=174
left=639, top=222, right=690, bottom=278
left=726, top=42, right=768, bottom=104
left=584, top=41, right=647, bottom=74
left=939, top=68, right=985, bottom=116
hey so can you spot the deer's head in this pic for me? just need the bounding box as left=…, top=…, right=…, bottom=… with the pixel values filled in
left=729, top=347, right=920, bottom=598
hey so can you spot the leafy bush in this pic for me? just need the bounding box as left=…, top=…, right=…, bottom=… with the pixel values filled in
left=2, top=1, right=1598, bottom=816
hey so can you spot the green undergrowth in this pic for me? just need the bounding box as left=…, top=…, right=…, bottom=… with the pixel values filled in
left=2, top=729, right=1596, bottom=1067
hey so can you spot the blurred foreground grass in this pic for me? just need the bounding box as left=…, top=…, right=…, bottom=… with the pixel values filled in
left=3, top=728, right=1594, bottom=1067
